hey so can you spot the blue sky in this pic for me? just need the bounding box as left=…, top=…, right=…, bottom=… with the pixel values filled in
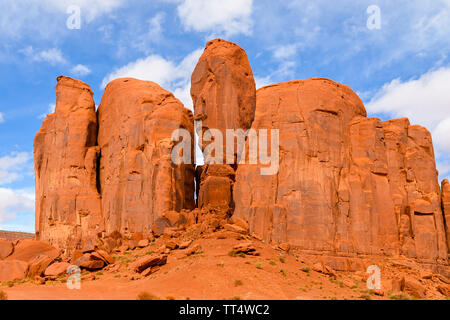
left=1, top=0, right=450, bottom=232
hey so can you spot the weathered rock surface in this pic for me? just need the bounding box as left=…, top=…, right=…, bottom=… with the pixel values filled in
left=233, top=79, right=449, bottom=264
left=442, top=179, right=450, bottom=251
left=0, top=260, right=29, bottom=282
left=44, top=262, right=71, bottom=277
left=191, top=39, right=256, bottom=213
left=98, top=78, right=195, bottom=239
left=0, top=240, right=13, bottom=260
left=5, top=240, right=60, bottom=264
left=34, top=76, right=102, bottom=250
left=130, top=253, right=167, bottom=273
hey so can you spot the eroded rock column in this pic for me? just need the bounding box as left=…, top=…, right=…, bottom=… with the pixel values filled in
left=191, top=39, right=256, bottom=215
left=34, top=76, right=102, bottom=250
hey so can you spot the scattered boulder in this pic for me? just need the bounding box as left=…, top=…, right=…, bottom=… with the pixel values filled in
left=403, top=276, right=427, bottom=299
left=130, top=254, right=167, bottom=273
left=73, top=253, right=105, bottom=270
left=278, top=243, right=291, bottom=252
left=166, top=241, right=179, bottom=250
left=44, top=262, right=71, bottom=277
left=312, top=263, right=337, bottom=278
left=179, top=240, right=192, bottom=250
left=95, top=250, right=115, bottom=265
left=138, top=239, right=149, bottom=248
left=27, top=255, right=53, bottom=279
left=233, top=242, right=260, bottom=256
left=186, top=244, right=202, bottom=256
left=224, top=224, right=248, bottom=235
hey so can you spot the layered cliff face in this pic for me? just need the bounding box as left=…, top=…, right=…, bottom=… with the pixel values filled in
left=34, top=76, right=102, bottom=250
left=233, top=79, right=448, bottom=264
left=97, top=78, right=195, bottom=237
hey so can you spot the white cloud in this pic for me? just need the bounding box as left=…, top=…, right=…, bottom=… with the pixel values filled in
left=0, top=113, right=4, bottom=123
left=20, top=46, right=67, bottom=65
left=70, top=64, right=92, bottom=77
left=366, top=67, right=450, bottom=180
left=38, top=103, right=56, bottom=119
left=254, top=76, right=272, bottom=89
left=0, top=152, right=32, bottom=185
left=273, top=44, right=298, bottom=60
left=367, top=67, right=450, bottom=130
left=101, top=48, right=203, bottom=109
left=0, top=188, right=35, bottom=226
left=176, top=0, right=253, bottom=36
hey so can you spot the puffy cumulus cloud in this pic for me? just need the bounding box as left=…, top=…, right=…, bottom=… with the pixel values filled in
left=366, top=67, right=450, bottom=180
left=0, top=152, right=33, bottom=185
left=70, top=64, right=92, bottom=77
left=175, top=0, right=253, bottom=36
left=101, top=48, right=203, bottom=109
left=0, top=188, right=35, bottom=227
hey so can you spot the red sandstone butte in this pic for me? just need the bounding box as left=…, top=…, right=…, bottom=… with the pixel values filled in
left=233, top=79, right=449, bottom=265
left=97, top=78, right=195, bottom=239
left=32, top=40, right=449, bottom=273
left=34, top=76, right=102, bottom=250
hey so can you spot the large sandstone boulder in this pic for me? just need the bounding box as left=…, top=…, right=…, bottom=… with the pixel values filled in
left=191, top=39, right=256, bottom=212
left=5, top=240, right=60, bottom=263
left=34, top=76, right=102, bottom=250
left=97, top=78, right=195, bottom=238
left=0, top=240, right=13, bottom=260
left=0, top=260, right=29, bottom=282
left=233, top=79, right=448, bottom=263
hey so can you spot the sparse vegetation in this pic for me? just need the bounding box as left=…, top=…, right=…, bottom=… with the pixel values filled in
left=234, top=280, right=243, bottom=287
left=389, top=292, right=412, bottom=300
left=280, top=269, right=287, bottom=277
left=230, top=296, right=241, bottom=300
left=300, top=267, right=310, bottom=273
left=137, top=292, right=160, bottom=300
left=0, top=290, right=7, bottom=300
left=269, top=260, right=276, bottom=266
left=256, top=262, right=262, bottom=269
left=279, top=256, right=285, bottom=264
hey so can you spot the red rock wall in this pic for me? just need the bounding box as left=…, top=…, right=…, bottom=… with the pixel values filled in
left=233, top=79, right=449, bottom=264
left=35, top=77, right=195, bottom=250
